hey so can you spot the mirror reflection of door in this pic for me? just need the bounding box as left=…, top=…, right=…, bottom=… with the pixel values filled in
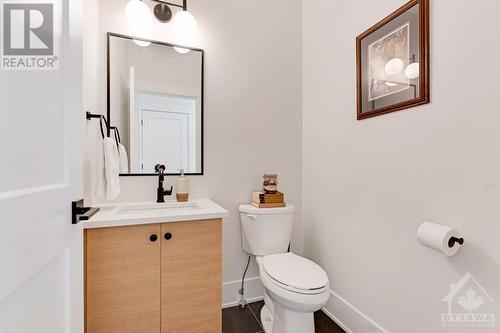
left=138, top=92, right=196, bottom=173
left=108, top=33, right=203, bottom=175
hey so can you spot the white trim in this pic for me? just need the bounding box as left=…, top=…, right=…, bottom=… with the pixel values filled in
left=129, top=66, right=137, bottom=172
left=222, top=279, right=389, bottom=333
left=223, top=296, right=265, bottom=309
left=0, top=183, right=67, bottom=200
left=321, top=306, right=353, bottom=333
left=323, top=289, right=389, bottom=333
left=222, top=276, right=264, bottom=309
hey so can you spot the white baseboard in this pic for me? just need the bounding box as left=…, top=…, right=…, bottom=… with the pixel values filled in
left=222, top=276, right=264, bottom=308
left=223, top=279, right=387, bottom=332
left=322, top=290, right=389, bottom=333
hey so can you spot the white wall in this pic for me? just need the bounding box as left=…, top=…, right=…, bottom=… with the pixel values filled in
left=83, top=0, right=101, bottom=207
left=303, top=1, right=500, bottom=332
left=83, top=0, right=303, bottom=306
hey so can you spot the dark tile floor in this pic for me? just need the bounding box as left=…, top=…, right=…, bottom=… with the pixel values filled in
left=223, top=300, right=346, bottom=333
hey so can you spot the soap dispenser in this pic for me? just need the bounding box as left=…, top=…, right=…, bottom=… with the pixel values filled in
left=176, top=169, right=189, bottom=202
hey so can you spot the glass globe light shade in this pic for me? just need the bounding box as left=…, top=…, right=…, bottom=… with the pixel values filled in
left=385, top=58, right=404, bottom=76
left=405, top=62, right=420, bottom=79
left=174, top=47, right=190, bottom=54
left=133, top=40, right=151, bottom=47
left=125, top=0, right=152, bottom=31
left=173, top=10, right=197, bottom=37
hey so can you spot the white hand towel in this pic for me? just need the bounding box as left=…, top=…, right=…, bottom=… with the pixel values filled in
left=104, top=137, right=120, bottom=200
left=94, top=137, right=106, bottom=202
left=118, top=143, right=129, bottom=173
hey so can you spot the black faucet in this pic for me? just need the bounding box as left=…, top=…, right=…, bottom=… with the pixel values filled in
left=155, top=164, right=173, bottom=203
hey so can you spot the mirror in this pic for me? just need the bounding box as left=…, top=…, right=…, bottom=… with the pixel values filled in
left=108, top=33, right=204, bottom=175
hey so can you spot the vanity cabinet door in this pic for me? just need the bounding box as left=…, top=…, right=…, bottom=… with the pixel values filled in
left=161, top=219, right=222, bottom=333
left=85, top=224, right=161, bottom=333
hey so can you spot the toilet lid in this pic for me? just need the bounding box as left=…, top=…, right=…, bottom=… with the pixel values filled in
left=263, top=253, right=329, bottom=291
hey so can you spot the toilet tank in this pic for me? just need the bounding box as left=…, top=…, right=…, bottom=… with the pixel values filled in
left=239, top=204, right=295, bottom=256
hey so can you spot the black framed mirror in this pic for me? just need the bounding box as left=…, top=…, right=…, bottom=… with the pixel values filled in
left=107, top=32, right=204, bottom=176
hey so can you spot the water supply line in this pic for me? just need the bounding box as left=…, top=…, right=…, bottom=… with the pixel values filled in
left=239, top=255, right=251, bottom=309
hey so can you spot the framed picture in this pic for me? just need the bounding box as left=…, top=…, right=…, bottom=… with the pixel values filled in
left=356, top=0, right=429, bottom=120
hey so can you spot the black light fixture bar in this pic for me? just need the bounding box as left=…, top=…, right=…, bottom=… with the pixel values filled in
left=151, top=0, right=187, bottom=10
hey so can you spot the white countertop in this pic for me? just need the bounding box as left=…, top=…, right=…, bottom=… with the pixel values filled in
left=82, top=198, right=229, bottom=229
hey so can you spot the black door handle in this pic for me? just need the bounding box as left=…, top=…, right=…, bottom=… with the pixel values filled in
left=164, top=232, right=173, bottom=240
left=150, top=234, right=158, bottom=242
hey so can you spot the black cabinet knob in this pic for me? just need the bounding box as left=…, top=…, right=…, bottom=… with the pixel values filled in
left=150, top=234, right=158, bottom=242
left=164, top=232, right=173, bottom=240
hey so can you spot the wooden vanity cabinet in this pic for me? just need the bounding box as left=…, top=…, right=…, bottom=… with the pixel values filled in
left=161, top=220, right=222, bottom=332
left=85, top=219, right=222, bottom=333
left=85, top=223, right=161, bottom=333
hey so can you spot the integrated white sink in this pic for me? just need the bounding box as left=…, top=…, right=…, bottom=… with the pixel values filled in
left=82, top=199, right=229, bottom=229
left=117, top=201, right=200, bottom=215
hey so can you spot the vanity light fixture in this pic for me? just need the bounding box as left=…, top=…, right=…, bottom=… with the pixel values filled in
left=172, top=9, right=197, bottom=37
left=133, top=39, right=152, bottom=47
left=125, top=0, right=197, bottom=38
left=125, top=0, right=152, bottom=31
left=173, top=46, right=190, bottom=54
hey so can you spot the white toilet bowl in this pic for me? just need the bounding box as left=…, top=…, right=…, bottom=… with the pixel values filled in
left=238, top=204, right=330, bottom=333
left=256, top=253, right=330, bottom=333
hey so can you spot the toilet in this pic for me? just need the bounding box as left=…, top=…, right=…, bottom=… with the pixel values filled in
left=239, top=204, right=330, bottom=333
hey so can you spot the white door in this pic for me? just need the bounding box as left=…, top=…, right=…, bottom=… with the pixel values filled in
left=142, top=110, right=189, bottom=173
left=0, top=1, right=83, bottom=333
left=138, top=92, right=196, bottom=173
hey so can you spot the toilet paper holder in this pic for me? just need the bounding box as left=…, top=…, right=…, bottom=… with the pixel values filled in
left=417, top=222, right=464, bottom=256
left=448, top=236, right=464, bottom=248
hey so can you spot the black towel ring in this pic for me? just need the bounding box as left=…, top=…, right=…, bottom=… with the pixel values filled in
left=86, top=111, right=109, bottom=139
left=110, top=126, right=121, bottom=144
left=98, top=116, right=109, bottom=140
left=111, top=127, right=120, bottom=151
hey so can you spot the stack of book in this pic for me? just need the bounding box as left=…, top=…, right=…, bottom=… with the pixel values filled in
left=252, top=191, right=286, bottom=208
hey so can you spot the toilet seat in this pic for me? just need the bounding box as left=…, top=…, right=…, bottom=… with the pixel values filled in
left=263, top=253, right=329, bottom=295
left=256, top=254, right=331, bottom=332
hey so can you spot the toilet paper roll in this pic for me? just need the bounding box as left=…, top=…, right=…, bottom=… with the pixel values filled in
left=417, top=222, right=462, bottom=256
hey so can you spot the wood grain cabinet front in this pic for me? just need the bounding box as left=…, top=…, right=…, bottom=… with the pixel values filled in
left=85, top=219, right=222, bottom=333
left=85, top=224, right=162, bottom=333
left=161, top=220, right=222, bottom=333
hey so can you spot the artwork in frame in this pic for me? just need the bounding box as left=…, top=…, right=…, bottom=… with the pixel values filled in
left=356, top=0, right=429, bottom=120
